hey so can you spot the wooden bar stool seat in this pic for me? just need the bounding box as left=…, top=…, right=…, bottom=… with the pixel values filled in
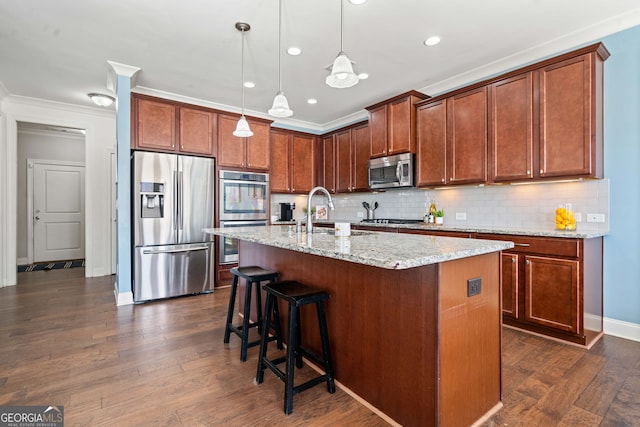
left=224, top=266, right=282, bottom=362
left=255, top=280, right=335, bottom=414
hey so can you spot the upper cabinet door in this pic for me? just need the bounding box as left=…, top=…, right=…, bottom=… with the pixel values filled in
left=388, top=96, right=413, bottom=155
left=489, top=73, right=534, bottom=182
left=270, top=130, right=291, bottom=193
left=538, top=54, right=594, bottom=178
left=217, top=114, right=246, bottom=168
left=135, top=98, right=177, bottom=151
left=179, top=107, right=215, bottom=156
left=245, top=120, right=270, bottom=170
left=335, top=130, right=352, bottom=193
left=351, top=123, right=370, bottom=191
left=447, top=87, right=488, bottom=185
left=322, top=135, right=336, bottom=193
left=291, top=135, right=315, bottom=193
left=416, top=99, right=447, bottom=187
left=369, top=104, right=388, bottom=158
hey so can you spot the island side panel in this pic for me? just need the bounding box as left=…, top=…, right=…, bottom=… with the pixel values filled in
left=240, top=240, right=440, bottom=426
left=438, top=252, right=502, bottom=427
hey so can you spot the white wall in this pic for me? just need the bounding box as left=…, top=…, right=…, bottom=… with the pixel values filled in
left=0, top=96, right=116, bottom=287
left=16, top=125, right=85, bottom=261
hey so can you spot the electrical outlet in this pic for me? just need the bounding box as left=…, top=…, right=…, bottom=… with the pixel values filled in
left=467, top=277, right=482, bottom=297
left=455, top=212, right=467, bottom=220
left=586, top=213, right=605, bottom=223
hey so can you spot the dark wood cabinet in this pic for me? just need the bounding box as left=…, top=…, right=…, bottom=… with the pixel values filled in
left=321, top=135, right=335, bottom=193
left=477, top=233, right=603, bottom=347
left=416, top=42, right=608, bottom=187
left=538, top=51, right=605, bottom=179
left=448, top=87, right=488, bottom=184
left=501, top=252, right=519, bottom=319
left=524, top=255, right=579, bottom=333
left=320, top=122, right=370, bottom=194
left=416, top=99, right=447, bottom=186
left=489, top=73, right=534, bottom=182
left=178, top=107, right=215, bottom=156
left=270, top=129, right=316, bottom=193
left=366, top=91, right=427, bottom=158
left=218, top=114, right=270, bottom=170
left=416, top=87, right=487, bottom=186
left=133, top=97, right=177, bottom=151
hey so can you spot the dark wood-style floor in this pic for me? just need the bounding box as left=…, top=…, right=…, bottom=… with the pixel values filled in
left=1, top=269, right=639, bottom=426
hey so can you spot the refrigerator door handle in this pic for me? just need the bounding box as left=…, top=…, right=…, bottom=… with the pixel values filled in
left=178, top=171, right=183, bottom=231
left=173, top=170, right=178, bottom=231
left=143, top=245, right=209, bottom=255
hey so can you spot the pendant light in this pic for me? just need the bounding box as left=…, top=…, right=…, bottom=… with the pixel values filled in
left=326, top=0, right=359, bottom=88
left=268, top=0, right=293, bottom=117
left=233, top=22, right=253, bottom=137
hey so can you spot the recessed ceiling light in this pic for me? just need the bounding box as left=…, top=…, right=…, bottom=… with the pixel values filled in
left=307, top=99, right=317, bottom=104
left=349, top=0, right=367, bottom=4
left=424, top=36, right=441, bottom=46
left=244, top=81, right=255, bottom=88
left=358, top=73, right=369, bottom=80
left=287, top=47, right=302, bottom=56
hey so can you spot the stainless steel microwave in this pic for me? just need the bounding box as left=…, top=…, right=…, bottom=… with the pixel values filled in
left=368, top=153, right=415, bottom=190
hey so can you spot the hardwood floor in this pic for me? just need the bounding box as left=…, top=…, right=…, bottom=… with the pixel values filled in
left=1, top=269, right=639, bottom=426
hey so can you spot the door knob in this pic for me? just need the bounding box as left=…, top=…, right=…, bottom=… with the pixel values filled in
left=35, top=216, right=40, bottom=220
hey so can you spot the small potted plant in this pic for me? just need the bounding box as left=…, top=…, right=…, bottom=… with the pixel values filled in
left=435, top=209, right=444, bottom=225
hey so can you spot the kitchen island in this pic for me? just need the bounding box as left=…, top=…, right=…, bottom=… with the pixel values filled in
left=205, top=226, right=513, bottom=427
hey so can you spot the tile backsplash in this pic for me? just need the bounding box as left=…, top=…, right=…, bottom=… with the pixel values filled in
left=271, top=179, right=610, bottom=232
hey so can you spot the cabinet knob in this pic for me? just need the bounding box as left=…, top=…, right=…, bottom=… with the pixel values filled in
left=511, top=258, right=516, bottom=263
left=526, top=260, right=530, bottom=265
left=526, top=170, right=530, bottom=174
left=441, top=178, right=445, bottom=183
left=540, top=169, right=544, bottom=174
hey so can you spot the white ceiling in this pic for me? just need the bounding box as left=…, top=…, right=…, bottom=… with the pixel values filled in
left=1, top=0, right=640, bottom=132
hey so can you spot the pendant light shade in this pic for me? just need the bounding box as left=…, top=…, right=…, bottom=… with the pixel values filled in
left=268, top=0, right=293, bottom=118
left=326, top=0, right=359, bottom=89
left=233, top=22, right=253, bottom=137
left=233, top=115, right=253, bottom=137
left=326, top=51, right=358, bottom=88
left=268, top=91, right=293, bottom=117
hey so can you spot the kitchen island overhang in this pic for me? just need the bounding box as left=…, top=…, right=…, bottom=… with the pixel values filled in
left=205, top=226, right=514, bottom=427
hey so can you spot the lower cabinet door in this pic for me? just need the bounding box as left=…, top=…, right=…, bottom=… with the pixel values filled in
left=501, top=253, right=519, bottom=319
left=524, top=255, right=580, bottom=333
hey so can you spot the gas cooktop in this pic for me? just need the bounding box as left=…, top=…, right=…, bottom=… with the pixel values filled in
left=361, top=218, right=424, bottom=224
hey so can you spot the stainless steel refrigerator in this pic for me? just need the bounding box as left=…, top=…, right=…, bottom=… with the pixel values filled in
left=132, top=151, right=215, bottom=302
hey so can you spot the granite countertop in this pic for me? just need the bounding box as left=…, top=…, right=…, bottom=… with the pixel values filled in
left=296, top=219, right=608, bottom=239
left=204, top=226, right=514, bottom=270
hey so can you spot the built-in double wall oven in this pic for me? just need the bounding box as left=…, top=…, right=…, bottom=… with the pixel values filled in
left=218, top=170, right=269, bottom=264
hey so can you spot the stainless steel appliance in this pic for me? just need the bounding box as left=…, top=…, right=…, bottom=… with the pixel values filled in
left=132, top=151, right=215, bottom=302
left=368, top=153, right=414, bottom=190
left=218, top=170, right=269, bottom=264
left=279, top=202, right=295, bottom=221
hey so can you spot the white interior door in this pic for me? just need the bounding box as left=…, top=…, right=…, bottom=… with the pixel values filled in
left=33, top=162, right=85, bottom=262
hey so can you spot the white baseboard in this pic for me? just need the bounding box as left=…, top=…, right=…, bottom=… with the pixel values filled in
left=604, top=317, right=640, bottom=342
left=113, top=280, right=134, bottom=306
left=17, top=257, right=28, bottom=265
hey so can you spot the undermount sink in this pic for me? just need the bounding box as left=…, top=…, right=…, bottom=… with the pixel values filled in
left=311, top=229, right=372, bottom=236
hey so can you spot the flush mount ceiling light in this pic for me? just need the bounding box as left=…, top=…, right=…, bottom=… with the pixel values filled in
left=233, top=22, right=253, bottom=137
left=349, top=0, right=367, bottom=4
left=88, top=93, right=115, bottom=107
left=424, top=36, right=441, bottom=46
left=268, top=0, right=293, bottom=118
left=326, top=0, right=359, bottom=89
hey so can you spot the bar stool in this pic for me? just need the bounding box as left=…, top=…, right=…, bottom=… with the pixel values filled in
left=256, top=280, right=335, bottom=415
left=224, top=266, right=282, bottom=362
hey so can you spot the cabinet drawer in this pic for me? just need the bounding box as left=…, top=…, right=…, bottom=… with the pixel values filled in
left=477, top=234, right=580, bottom=258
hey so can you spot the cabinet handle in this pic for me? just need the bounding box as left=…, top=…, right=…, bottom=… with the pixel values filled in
left=514, top=243, right=530, bottom=247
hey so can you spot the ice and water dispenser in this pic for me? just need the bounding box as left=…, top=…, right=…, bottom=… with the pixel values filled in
left=140, top=182, right=164, bottom=218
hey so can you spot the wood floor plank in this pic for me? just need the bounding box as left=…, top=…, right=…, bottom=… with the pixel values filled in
left=3, top=269, right=640, bottom=426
